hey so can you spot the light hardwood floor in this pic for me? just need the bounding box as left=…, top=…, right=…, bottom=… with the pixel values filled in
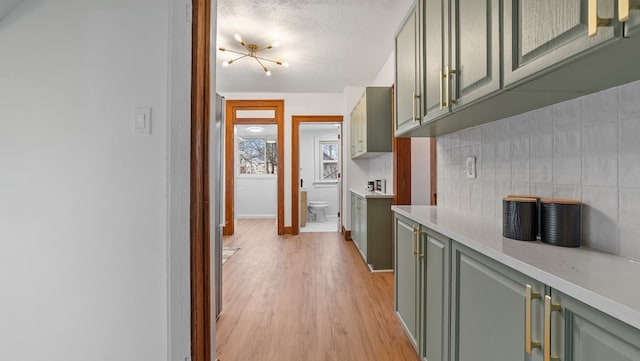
left=216, top=219, right=419, bottom=361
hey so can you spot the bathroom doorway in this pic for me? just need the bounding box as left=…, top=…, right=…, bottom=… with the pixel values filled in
left=292, top=115, right=344, bottom=234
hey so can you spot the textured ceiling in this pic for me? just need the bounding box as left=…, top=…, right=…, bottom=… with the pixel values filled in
left=0, top=0, right=23, bottom=22
left=216, top=0, right=413, bottom=93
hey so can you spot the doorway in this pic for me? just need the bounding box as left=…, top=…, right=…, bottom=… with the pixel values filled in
left=292, top=115, right=344, bottom=235
left=224, top=100, right=285, bottom=235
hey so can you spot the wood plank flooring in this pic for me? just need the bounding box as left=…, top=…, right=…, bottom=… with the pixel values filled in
left=216, top=219, right=419, bottom=361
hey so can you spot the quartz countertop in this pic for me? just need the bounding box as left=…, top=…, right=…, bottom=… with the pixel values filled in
left=392, top=205, right=640, bottom=330
left=350, top=189, right=394, bottom=199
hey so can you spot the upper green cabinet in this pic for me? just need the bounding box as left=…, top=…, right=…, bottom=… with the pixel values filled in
left=350, top=87, right=392, bottom=159
left=395, top=7, right=421, bottom=135
left=504, top=0, right=618, bottom=88
left=395, top=0, right=640, bottom=137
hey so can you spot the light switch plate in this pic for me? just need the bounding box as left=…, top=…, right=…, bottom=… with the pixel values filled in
left=466, top=156, right=476, bottom=179
left=133, top=107, right=151, bottom=135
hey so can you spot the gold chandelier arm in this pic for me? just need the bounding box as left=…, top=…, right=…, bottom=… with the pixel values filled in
left=219, top=47, right=247, bottom=56
left=255, top=56, right=285, bottom=65
left=254, top=57, right=270, bottom=73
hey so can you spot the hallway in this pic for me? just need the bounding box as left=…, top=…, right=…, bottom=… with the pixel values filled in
left=216, top=219, right=419, bottom=361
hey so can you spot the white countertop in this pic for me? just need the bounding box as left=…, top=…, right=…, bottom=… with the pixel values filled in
left=392, top=205, right=640, bottom=330
left=351, top=189, right=394, bottom=199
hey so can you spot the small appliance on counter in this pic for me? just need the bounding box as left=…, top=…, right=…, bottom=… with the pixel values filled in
left=366, top=181, right=375, bottom=192
left=540, top=198, right=582, bottom=247
left=375, top=179, right=386, bottom=193
left=502, top=196, right=538, bottom=241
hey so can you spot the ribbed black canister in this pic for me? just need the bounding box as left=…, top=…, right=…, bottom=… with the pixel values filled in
left=503, top=197, right=538, bottom=241
left=540, top=199, right=582, bottom=247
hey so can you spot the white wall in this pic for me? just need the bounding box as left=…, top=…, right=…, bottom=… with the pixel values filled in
left=437, top=80, right=640, bottom=260
left=300, top=128, right=340, bottom=216
left=0, top=0, right=184, bottom=359
left=411, top=138, right=431, bottom=205
left=236, top=176, right=278, bottom=217
left=220, top=92, right=343, bottom=226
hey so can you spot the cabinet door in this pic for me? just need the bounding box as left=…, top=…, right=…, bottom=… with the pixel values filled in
left=421, top=230, right=450, bottom=361
left=350, top=105, right=358, bottom=158
left=395, top=7, right=421, bottom=135
left=504, top=0, right=618, bottom=88
left=358, top=197, right=367, bottom=259
left=551, top=290, right=640, bottom=361
left=451, top=242, right=544, bottom=361
left=358, top=96, right=367, bottom=153
left=450, top=0, right=500, bottom=108
left=421, top=0, right=449, bottom=123
left=394, top=215, right=419, bottom=350
left=623, top=8, right=640, bottom=36
left=350, top=194, right=357, bottom=243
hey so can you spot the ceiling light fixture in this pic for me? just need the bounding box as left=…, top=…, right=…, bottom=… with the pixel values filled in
left=246, top=126, right=264, bottom=133
left=219, top=33, right=289, bottom=76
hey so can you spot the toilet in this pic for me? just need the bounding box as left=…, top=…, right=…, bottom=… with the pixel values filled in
left=308, top=201, right=329, bottom=222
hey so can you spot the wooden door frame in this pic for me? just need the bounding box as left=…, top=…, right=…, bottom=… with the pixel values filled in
left=223, top=99, right=285, bottom=236
left=191, top=0, right=211, bottom=360
left=291, top=115, right=344, bottom=235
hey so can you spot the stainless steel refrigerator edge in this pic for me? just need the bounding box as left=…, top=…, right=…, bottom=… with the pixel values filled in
left=212, top=93, right=225, bottom=319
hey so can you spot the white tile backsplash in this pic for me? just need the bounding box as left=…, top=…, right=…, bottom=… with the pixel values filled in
left=436, top=80, right=640, bottom=260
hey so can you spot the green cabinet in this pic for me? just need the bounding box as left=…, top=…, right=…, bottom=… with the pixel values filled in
left=394, top=214, right=450, bottom=360
left=551, top=290, right=640, bottom=361
left=451, top=242, right=544, bottom=361
left=395, top=6, right=421, bottom=135
left=350, top=192, right=393, bottom=270
left=504, top=0, right=618, bottom=88
left=350, top=87, right=392, bottom=159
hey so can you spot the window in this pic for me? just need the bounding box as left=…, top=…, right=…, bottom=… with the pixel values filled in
left=319, top=140, right=339, bottom=180
left=238, top=138, right=277, bottom=175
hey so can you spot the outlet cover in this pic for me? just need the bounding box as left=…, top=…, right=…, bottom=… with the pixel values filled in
left=466, top=156, right=476, bottom=179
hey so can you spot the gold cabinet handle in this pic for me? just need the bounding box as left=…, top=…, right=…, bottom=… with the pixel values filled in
left=619, top=0, right=640, bottom=22
left=439, top=70, right=445, bottom=109
left=412, top=226, right=419, bottom=256
left=446, top=67, right=456, bottom=108
left=412, top=92, right=421, bottom=123
left=544, top=295, right=562, bottom=361
left=589, top=0, right=613, bottom=36
left=525, top=285, right=542, bottom=354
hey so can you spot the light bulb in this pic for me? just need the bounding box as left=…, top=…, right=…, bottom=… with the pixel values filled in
left=271, top=41, right=281, bottom=48
left=234, top=33, right=243, bottom=42
left=222, top=60, right=229, bottom=67
left=265, top=70, right=272, bottom=76
left=282, top=62, right=289, bottom=67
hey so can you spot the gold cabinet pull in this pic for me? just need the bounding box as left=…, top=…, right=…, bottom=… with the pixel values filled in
left=619, top=0, right=640, bottom=22
left=446, top=67, right=456, bottom=108
left=525, top=285, right=542, bottom=354
left=589, top=0, right=614, bottom=36
left=544, top=295, right=562, bottom=361
left=412, top=92, right=421, bottom=123
left=412, top=226, right=419, bottom=256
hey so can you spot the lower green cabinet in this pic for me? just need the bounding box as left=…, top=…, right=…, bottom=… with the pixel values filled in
left=552, top=290, right=640, bottom=361
left=451, top=242, right=544, bottom=361
left=350, top=192, right=392, bottom=270
left=394, top=214, right=450, bottom=360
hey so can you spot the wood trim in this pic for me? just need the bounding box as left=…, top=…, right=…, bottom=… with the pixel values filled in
left=391, top=84, right=412, bottom=205
left=342, top=226, right=352, bottom=242
left=223, top=99, right=285, bottom=235
left=291, top=115, right=344, bottom=235
left=284, top=226, right=294, bottom=234
left=190, top=0, right=211, bottom=360
left=429, top=137, right=437, bottom=205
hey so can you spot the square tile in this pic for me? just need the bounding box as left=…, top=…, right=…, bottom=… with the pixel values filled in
left=619, top=153, right=640, bottom=188
left=619, top=80, right=640, bottom=119
left=532, top=184, right=554, bottom=198
left=496, top=181, right=512, bottom=198
left=512, top=160, right=530, bottom=183
left=496, top=141, right=511, bottom=161
left=481, top=122, right=497, bottom=144
left=554, top=99, right=581, bottom=130
left=481, top=197, right=497, bottom=221
left=582, top=209, right=619, bottom=254
left=511, top=137, right=530, bottom=161
left=461, top=145, right=480, bottom=159
left=460, top=192, right=471, bottom=214
left=481, top=143, right=496, bottom=162
left=619, top=222, right=640, bottom=260
left=495, top=118, right=511, bottom=141
left=496, top=161, right=512, bottom=182
left=531, top=159, right=553, bottom=184
left=553, top=185, right=581, bottom=200
left=619, top=117, right=640, bottom=154
left=582, top=87, right=618, bottom=125
left=619, top=189, right=640, bottom=225
left=513, top=182, right=531, bottom=196
left=582, top=123, right=618, bottom=156
left=470, top=196, right=483, bottom=217
left=554, top=129, right=581, bottom=157
left=481, top=161, right=496, bottom=182
left=554, top=157, right=581, bottom=185
left=530, top=133, right=553, bottom=159
left=530, top=107, right=553, bottom=134
left=583, top=155, right=618, bottom=187
left=482, top=181, right=496, bottom=200
left=510, top=113, right=531, bottom=138
left=581, top=187, right=618, bottom=220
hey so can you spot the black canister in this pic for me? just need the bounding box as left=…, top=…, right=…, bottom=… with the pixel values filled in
left=503, top=196, right=538, bottom=241
left=540, top=198, right=582, bottom=247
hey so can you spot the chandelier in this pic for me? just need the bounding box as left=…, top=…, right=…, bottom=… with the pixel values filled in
left=218, top=33, right=289, bottom=76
